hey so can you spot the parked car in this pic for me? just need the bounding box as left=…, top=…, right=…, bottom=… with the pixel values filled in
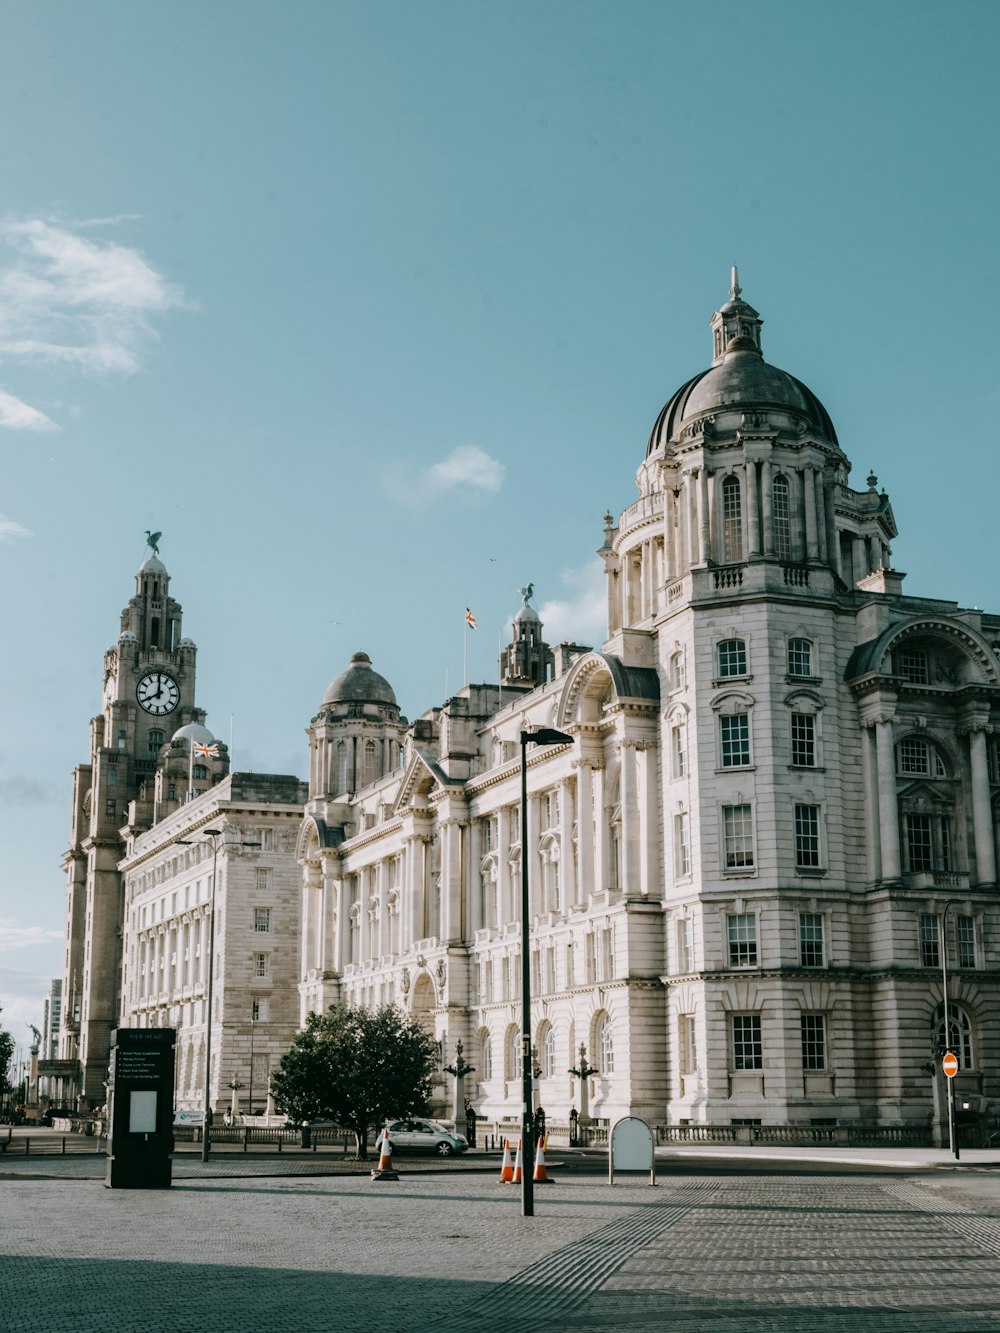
left=384, top=1118, right=468, bottom=1156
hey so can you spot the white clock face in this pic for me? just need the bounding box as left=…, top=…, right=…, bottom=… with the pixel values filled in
left=136, top=671, right=180, bottom=715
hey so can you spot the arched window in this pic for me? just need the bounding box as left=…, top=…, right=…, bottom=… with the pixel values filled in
left=506, top=1026, right=522, bottom=1081
left=896, top=737, right=955, bottom=875
left=934, top=1003, right=973, bottom=1069
left=717, top=639, right=748, bottom=677
left=540, top=1024, right=556, bottom=1079
left=362, top=739, right=378, bottom=788
left=480, top=1031, right=493, bottom=1082
left=722, top=475, right=742, bottom=563
left=147, top=729, right=164, bottom=756
left=669, top=649, right=687, bottom=691
left=772, top=473, right=791, bottom=560
left=335, top=740, right=349, bottom=794
left=788, top=638, right=813, bottom=678
left=595, top=1012, right=615, bottom=1074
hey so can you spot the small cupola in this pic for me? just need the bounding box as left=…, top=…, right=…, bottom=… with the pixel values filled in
left=710, top=266, right=763, bottom=363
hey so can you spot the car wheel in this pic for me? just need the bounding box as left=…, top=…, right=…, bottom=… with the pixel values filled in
left=436, top=1141, right=453, bottom=1156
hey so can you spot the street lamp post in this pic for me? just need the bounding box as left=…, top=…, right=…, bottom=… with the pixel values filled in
left=201, top=828, right=224, bottom=1162
left=939, top=900, right=962, bottom=1161
left=520, top=726, right=574, bottom=1218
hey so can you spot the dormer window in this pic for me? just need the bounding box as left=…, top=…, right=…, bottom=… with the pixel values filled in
left=894, top=646, right=929, bottom=684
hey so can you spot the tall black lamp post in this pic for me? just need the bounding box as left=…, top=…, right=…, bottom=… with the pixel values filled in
left=520, top=726, right=574, bottom=1218
left=939, top=900, right=962, bottom=1161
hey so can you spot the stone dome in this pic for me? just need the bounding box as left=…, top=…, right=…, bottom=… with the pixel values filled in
left=171, top=721, right=216, bottom=747
left=515, top=603, right=541, bottom=624
left=138, top=554, right=167, bottom=575
left=322, top=652, right=397, bottom=707
left=118, top=629, right=138, bottom=643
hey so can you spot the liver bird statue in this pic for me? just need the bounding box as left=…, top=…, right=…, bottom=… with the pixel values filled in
left=144, top=530, right=162, bottom=556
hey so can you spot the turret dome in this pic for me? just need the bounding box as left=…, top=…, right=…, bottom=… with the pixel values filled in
left=171, top=721, right=216, bottom=747
left=322, top=652, right=397, bottom=707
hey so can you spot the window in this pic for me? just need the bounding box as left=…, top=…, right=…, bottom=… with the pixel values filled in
left=259, top=828, right=274, bottom=851
left=920, top=914, right=940, bottom=968
left=674, top=812, right=691, bottom=878
left=507, top=1028, right=522, bottom=1081
left=253, top=953, right=270, bottom=978
left=717, top=638, right=748, bottom=677
left=728, top=913, right=757, bottom=967
left=723, top=805, right=755, bottom=869
left=167, top=783, right=176, bottom=800
left=585, top=933, right=597, bottom=983
left=107, top=768, right=118, bottom=787
left=601, top=927, right=614, bottom=981
left=794, top=805, right=821, bottom=869
left=147, top=729, right=164, bottom=756
left=787, top=638, right=812, bottom=678
left=105, top=798, right=116, bottom=817
left=118, top=726, right=127, bottom=751
left=679, top=1014, right=697, bottom=1076
left=596, top=1014, right=615, bottom=1074
left=541, top=1026, right=556, bottom=1079
left=957, top=916, right=976, bottom=969
left=541, top=790, right=559, bottom=829
left=481, top=1034, right=493, bottom=1081
left=773, top=474, right=791, bottom=560
left=255, top=868, right=272, bottom=893
left=362, top=740, right=378, bottom=787
left=193, top=764, right=208, bottom=780
left=731, top=1014, right=762, bottom=1070
left=720, top=713, right=750, bottom=767
left=906, top=815, right=934, bottom=873
left=799, top=913, right=825, bottom=967
left=482, top=818, right=494, bottom=852
left=251, top=996, right=269, bottom=1022
left=790, top=712, right=816, bottom=767
left=897, top=738, right=945, bottom=777
left=895, top=646, right=929, bottom=684
left=801, top=1014, right=827, bottom=1071
left=935, top=1005, right=973, bottom=1068
left=671, top=722, right=687, bottom=779
left=254, top=908, right=271, bottom=933
left=722, top=475, right=742, bottom=563
left=669, top=650, right=687, bottom=690
left=676, top=915, right=694, bottom=972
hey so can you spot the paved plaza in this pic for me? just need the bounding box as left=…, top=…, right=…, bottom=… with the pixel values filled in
left=2, top=1153, right=1000, bottom=1331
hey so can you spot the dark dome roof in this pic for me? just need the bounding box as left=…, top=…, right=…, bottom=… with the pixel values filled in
left=322, top=652, right=397, bottom=707
left=647, top=345, right=838, bottom=456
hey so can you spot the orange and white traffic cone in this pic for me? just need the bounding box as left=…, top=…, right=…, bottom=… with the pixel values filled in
left=498, top=1138, right=514, bottom=1184
left=371, top=1126, right=399, bottom=1181
left=532, top=1135, right=552, bottom=1184
left=511, top=1137, right=523, bottom=1185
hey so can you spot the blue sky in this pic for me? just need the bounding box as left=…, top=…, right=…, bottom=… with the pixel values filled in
left=1, top=0, right=998, bottom=1040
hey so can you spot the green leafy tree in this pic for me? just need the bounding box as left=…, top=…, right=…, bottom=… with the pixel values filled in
left=270, top=1003, right=436, bottom=1157
left=0, top=1009, right=14, bottom=1107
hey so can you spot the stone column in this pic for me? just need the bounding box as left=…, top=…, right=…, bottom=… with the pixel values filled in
left=526, top=792, right=540, bottom=917
left=791, top=468, right=806, bottom=562
left=336, top=878, right=352, bottom=971
left=874, top=714, right=901, bottom=881
left=467, top=818, right=483, bottom=938
left=593, top=765, right=607, bottom=894
left=441, top=815, right=465, bottom=943
left=746, top=458, right=761, bottom=557
left=699, top=466, right=712, bottom=563
left=803, top=466, right=818, bottom=560
left=853, top=535, right=866, bottom=584
left=359, top=868, right=372, bottom=962
left=497, top=807, right=512, bottom=923
left=619, top=739, right=640, bottom=895
left=760, top=459, right=774, bottom=556
left=814, top=468, right=827, bottom=561
left=963, top=721, right=997, bottom=886
left=639, top=742, right=659, bottom=897
left=575, top=760, right=595, bottom=908
left=861, top=722, right=881, bottom=882
left=558, top=776, right=575, bottom=913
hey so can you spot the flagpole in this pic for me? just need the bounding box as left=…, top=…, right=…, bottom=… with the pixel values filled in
left=229, top=713, right=234, bottom=773
left=188, top=739, right=194, bottom=802
left=464, top=617, right=468, bottom=688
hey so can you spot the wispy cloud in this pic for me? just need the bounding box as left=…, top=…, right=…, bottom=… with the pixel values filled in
left=386, top=444, right=506, bottom=506
left=536, top=561, right=607, bottom=646
left=0, top=922, right=63, bottom=951
left=0, top=777, right=60, bottom=804
left=0, top=388, right=57, bottom=432
left=0, top=217, right=187, bottom=429
left=0, top=514, right=32, bottom=542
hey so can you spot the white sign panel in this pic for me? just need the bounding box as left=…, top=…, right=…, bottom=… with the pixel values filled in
left=609, top=1115, right=656, bottom=1185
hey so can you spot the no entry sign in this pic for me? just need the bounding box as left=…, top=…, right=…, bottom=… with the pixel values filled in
left=942, top=1051, right=959, bottom=1078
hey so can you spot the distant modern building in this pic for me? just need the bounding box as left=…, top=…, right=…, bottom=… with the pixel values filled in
left=296, top=276, right=1000, bottom=1139
left=41, top=979, right=61, bottom=1060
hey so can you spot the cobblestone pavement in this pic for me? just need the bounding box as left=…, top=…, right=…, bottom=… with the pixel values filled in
left=2, top=1168, right=1000, bottom=1331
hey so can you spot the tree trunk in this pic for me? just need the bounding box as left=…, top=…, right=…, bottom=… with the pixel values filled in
left=354, top=1122, right=368, bottom=1159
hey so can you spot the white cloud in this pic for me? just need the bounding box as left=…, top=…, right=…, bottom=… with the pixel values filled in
left=425, top=445, right=505, bottom=496
left=537, top=561, right=607, bottom=646
left=0, top=922, right=63, bottom=951
left=0, top=388, right=57, bottom=432
left=0, top=217, right=187, bottom=429
left=0, top=514, right=32, bottom=542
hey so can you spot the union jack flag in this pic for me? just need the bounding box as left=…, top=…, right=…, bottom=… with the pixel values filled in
left=465, top=607, right=478, bottom=629
left=193, top=741, right=219, bottom=759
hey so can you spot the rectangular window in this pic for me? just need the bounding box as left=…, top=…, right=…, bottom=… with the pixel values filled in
left=671, top=723, right=687, bottom=779
left=107, top=768, right=118, bottom=788
left=585, top=933, right=597, bottom=983
left=723, top=805, right=755, bottom=869
left=258, top=828, right=274, bottom=851
left=718, top=639, right=747, bottom=677
left=251, top=996, right=269, bottom=1022
left=601, top=927, right=614, bottom=981
left=790, top=713, right=816, bottom=767
left=896, top=647, right=929, bottom=683
left=105, top=798, right=117, bottom=816
left=957, top=916, right=976, bottom=969
left=253, top=952, right=270, bottom=978
left=920, top=914, right=940, bottom=968
left=720, top=713, right=750, bottom=767
left=510, top=807, right=520, bottom=841
left=254, top=908, right=271, bottom=933
left=482, top=818, right=494, bottom=852
left=565, top=941, right=574, bottom=988
left=674, top=812, right=691, bottom=877
left=676, top=915, right=694, bottom=973
left=794, top=804, right=822, bottom=869
left=906, top=815, right=933, bottom=872
left=545, top=945, right=556, bottom=994
left=938, top=817, right=952, bottom=871
left=728, top=913, right=757, bottom=967
left=799, top=913, right=825, bottom=967
left=732, top=1014, right=762, bottom=1070
left=255, top=868, right=272, bottom=893
left=801, top=1014, right=827, bottom=1071
left=788, top=638, right=812, bottom=677
left=679, top=1014, right=697, bottom=1076
left=898, top=737, right=930, bottom=774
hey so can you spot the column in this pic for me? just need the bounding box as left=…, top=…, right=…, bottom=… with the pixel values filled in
left=468, top=818, right=483, bottom=937
left=441, top=816, right=464, bottom=943
left=497, top=808, right=511, bottom=923
left=760, top=460, right=774, bottom=556
left=803, top=466, right=818, bottom=559
left=861, top=723, right=881, bottom=882
left=853, top=535, right=866, bottom=583
left=699, top=467, right=712, bottom=563
left=575, top=761, right=595, bottom=907
left=746, top=458, right=761, bottom=557
left=677, top=478, right=689, bottom=573
left=527, top=792, right=541, bottom=918
left=791, top=467, right=806, bottom=562
left=558, top=776, right=576, bottom=914
left=875, top=715, right=901, bottom=881
left=322, top=866, right=338, bottom=971
left=639, top=743, right=658, bottom=897
left=814, top=467, right=827, bottom=561
left=593, top=766, right=607, bottom=895
left=376, top=861, right=388, bottom=956
left=359, top=868, right=372, bottom=961
left=336, top=878, right=351, bottom=970
left=965, top=723, right=997, bottom=886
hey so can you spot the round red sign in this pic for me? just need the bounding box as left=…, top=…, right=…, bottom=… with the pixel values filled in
left=942, top=1052, right=959, bottom=1078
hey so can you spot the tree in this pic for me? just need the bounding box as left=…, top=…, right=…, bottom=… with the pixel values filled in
left=270, top=1003, right=437, bottom=1157
left=0, top=1009, right=14, bottom=1111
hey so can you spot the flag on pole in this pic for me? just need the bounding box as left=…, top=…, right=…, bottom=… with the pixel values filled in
left=465, top=607, right=478, bottom=630
left=193, top=741, right=220, bottom=759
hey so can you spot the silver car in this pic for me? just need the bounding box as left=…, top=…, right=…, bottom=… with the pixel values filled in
left=385, top=1118, right=468, bottom=1156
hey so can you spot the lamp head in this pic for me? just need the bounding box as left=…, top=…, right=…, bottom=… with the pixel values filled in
left=521, top=727, right=574, bottom=747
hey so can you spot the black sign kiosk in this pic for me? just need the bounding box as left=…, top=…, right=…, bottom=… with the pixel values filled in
left=105, top=1027, right=176, bottom=1189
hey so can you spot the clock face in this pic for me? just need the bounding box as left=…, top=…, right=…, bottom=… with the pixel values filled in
left=136, top=671, right=180, bottom=715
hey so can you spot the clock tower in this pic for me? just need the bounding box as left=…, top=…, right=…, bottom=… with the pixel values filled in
left=60, top=541, right=218, bottom=1108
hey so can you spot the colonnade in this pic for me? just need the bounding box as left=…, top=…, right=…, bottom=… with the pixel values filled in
left=133, top=908, right=209, bottom=1004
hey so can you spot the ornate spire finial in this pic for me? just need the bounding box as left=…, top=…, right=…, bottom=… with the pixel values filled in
left=730, top=265, right=741, bottom=299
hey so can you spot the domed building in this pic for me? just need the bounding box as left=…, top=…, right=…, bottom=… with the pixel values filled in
left=293, top=277, right=1000, bottom=1147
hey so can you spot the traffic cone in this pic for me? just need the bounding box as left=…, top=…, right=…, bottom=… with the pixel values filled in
left=498, top=1138, right=514, bottom=1184
left=511, top=1137, right=523, bottom=1185
left=532, top=1135, right=552, bottom=1184
left=371, top=1126, right=399, bottom=1181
